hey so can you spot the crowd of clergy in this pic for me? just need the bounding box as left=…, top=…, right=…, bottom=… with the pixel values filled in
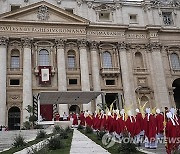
left=71, top=106, right=180, bottom=154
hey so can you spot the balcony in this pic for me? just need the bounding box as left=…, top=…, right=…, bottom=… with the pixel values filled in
left=100, top=67, right=120, bottom=77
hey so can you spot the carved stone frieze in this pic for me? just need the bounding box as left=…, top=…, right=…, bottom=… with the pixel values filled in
left=37, top=5, right=49, bottom=21
left=0, top=37, right=8, bottom=46
left=78, top=39, right=87, bottom=49
left=56, top=39, right=65, bottom=49
left=90, top=41, right=98, bottom=50
left=117, top=42, right=127, bottom=50
left=147, top=42, right=162, bottom=51
left=150, top=0, right=180, bottom=7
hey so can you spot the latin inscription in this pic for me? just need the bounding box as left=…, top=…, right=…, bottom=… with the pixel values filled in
left=0, top=25, right=148, bottom=39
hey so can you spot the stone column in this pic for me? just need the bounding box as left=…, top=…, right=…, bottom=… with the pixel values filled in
left=0, top=37, right=8, bottom=126
left=148, top=42, right=170, bottom=108
left=56, top=39, right=68, bottom=116
left=118, top=42, right=134, bottom=107
left=90, top=41, right=102, bottom=109
left=22, top=38, right=33, bottom=122
left=79, top=39, right=91, bottom=111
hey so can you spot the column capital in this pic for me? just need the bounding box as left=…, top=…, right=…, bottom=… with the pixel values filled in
left=90, top=41, right=99, bottom=50
left=147, top=42, right=162, bottom=52
left=55, top=39, right=65, bottom=49
left=0, top=37, right=8, bottom=46
left=117, top=42, right=127, bottom=51
left=21, top=38, right=32, bottom=48
left=78, top=39, right=87, bottom=49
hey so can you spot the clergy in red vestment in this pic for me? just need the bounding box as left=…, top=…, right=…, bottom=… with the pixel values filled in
left=72, top=112, right=78, bottom=126
left=115, top=110, right=126, bottom=137
left=144, top=108, right=157, bottom=149
left=55, top=113, right=60, bottom=121
left=155, top=108, right=164, bottom=138
left=86, top=111, right=93, bottom=127
left=106, top=112, right=114, bottom=133
left=126, top=110, right=140, bottom=137
left=165, top=112, right=180, bottom=154
left=135, top=108, right=144, bottom=134
left=79, top=111, right=85, bottom=126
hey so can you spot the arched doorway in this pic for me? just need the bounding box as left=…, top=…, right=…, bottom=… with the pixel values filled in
left=172, top=78, right=180, bottom=109
left=8, top=107, right=21, bottom=130
left=69, top=105, right=80, bottom=114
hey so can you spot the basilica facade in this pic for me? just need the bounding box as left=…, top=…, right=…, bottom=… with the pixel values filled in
left=0, top=0, right=180, bottom=129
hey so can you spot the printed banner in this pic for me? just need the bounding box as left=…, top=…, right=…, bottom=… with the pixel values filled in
left=41, top=68, right=49, bottom=82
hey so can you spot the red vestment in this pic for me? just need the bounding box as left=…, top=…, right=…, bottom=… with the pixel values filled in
left=106, top=116, right=114, bottom=132
left=72, top=114, right=78, bottom=125
left=136, top=113, right=144, bottom=131
left=126, top=116, right=140, bottom=137
left=115, top=116, right=126, bottom=135
left=86, top=115, right=93, bottom=127
left=156, top=113, right=164, bottom=134
left=165, top=119, right=179, bottom=154
left=55, top=113, right=60, bottom=121
left=144, top=114, right=157, bottom=140
left=80, top=113, right=85, bottom=126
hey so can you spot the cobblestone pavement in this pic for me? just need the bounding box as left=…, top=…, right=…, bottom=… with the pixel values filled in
left=0, top=126, right=52, bottom=152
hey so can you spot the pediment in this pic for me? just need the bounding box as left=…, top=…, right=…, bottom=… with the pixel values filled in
left=0, top=1, right=89, bottom=24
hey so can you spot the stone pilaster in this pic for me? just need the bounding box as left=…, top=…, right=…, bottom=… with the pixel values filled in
left=118, top=42, right=134, bottom=108
left=0, top=37, right=8, bottom=126
left=90, top=41, right=102, bottom=109
left=148, top=42, right=170, bottom=108
left=79, top=39, right=91, bottom=111
left=22, top=38, right=33, bottom=122
left=56, top=39, right=68, bottom=116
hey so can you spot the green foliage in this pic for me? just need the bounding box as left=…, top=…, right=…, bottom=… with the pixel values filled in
left=53, top=125, right=62, bottom=134
left=47, top=135, right=64, bottom=150
left=85, top=126, right=93, bottom=134
left=12, top=134, right=27, bottom=148
left=22, top=121, right=31, bottom=130
left=36, top=130, right=47, bottom=139
left=29, top=115, right=37, bottom=122
left=96, top=130, right=106, bottom=140
left=59, top=129, right=68, bottom=139
left=65, top=126, right=72, bottom=133
left=118, top=140, right=137, bottom=154
left=77, top=124, right=84, bottom=130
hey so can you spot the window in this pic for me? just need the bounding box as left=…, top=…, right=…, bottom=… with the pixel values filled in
left=129, top=14, right=137, bottom=23
left=99, top=12, right=110, bottom=21
left=103, top=51, right=112, bottom=68
left=135, top=52, right=144, bottom=68
left=170, top=53, right=180, bottom=70
left=162, top=12, right=173, bottom=25
left=38, top=49, right=49, bottom=66
left=106, top=79, right=115, bottom=86
left=11, top=49, right=20, bottom=69
left=11, top=5, right=20, bottom=11
left=69, top=79, right=77, bottom=85
left=67, top=50, right=76, bottom=69
left=65, top=8, right=74, bottom=14
left=10, top=79, right=20, bottom=86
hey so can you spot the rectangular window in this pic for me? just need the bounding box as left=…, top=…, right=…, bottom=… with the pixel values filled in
left=69, top=79, right=77, bottom=85
left=106, top=79, right=115, bottom=86
left=129, top=14, right=137, bottom=24
left=99, top=12, right=110, bottom=21
left=162, top=12, right=173, bottom=25
left=11, top=56, right=20, bottom=69
left=65, top=8, right=74, bottom=14
left=11, top=5, right=20, bottom=11
left=10, top=79, right=20, bottom=85
left=68, top=56, right=75, bottom=68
